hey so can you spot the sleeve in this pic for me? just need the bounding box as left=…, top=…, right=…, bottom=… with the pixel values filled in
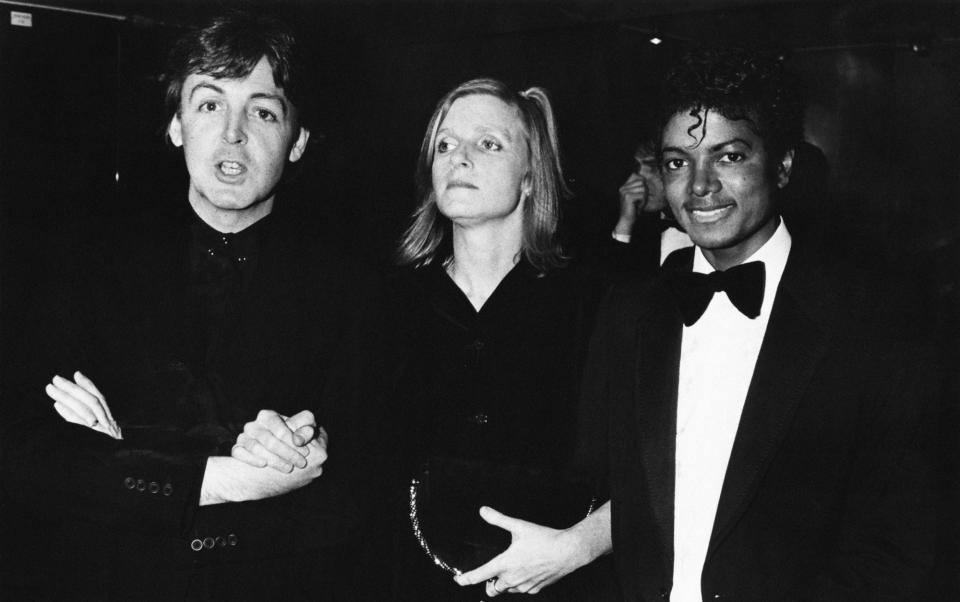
left=799, top=275, right=939, bottom=600
left=182, top=262, right=397, bottom=558
left=573, top=284, right=618, bottom=499
left=0, top=241, right=209, bottom=539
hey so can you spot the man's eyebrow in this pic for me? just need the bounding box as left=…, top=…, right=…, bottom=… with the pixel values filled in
left=660, top=145, right=688, bottom=156
left=187, top=82, right=224, bottom=101
left=707, top=137, right=753, bottom=153
left=250, top=92, right=288, bottom=116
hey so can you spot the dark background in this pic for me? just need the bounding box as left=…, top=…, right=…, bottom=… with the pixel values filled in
left=1, top=0, right=957, bottom=595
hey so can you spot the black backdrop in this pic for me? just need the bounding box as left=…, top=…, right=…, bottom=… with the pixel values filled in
left=1, top=0, right=957, bottom=596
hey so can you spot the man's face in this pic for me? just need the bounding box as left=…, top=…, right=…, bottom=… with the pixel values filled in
left=660, top=109, right=792, bottom=269
left=168, top=56, right=309, bottom=231
left=633, top=148, right=666, bottom=213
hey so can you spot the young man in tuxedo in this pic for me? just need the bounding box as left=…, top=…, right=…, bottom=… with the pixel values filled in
left=1, top=11, right=379, bottom=600
left=456, top=48, right=936, bottom=601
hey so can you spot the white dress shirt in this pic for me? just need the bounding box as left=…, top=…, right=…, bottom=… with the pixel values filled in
left=670, top=220, right=792, bottom=602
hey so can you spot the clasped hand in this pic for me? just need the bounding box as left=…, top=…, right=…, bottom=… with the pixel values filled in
left=231, top=409, right=326, bottom=473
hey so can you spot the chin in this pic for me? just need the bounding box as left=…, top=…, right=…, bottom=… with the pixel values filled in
left=204, top=191, right=261, bottom=211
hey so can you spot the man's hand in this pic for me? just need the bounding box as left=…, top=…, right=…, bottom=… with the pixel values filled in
left=614, top=172, right=651, bottom=236
left=231, top=409, right=318, bottom=472
left=46, top=371, right=122, bottom=440
left=200, top=430, right=328, bottom=506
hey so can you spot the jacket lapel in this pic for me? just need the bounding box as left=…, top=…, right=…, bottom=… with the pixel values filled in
left=633, top=254, right=688, bottom=564
left=707, top=242, right=835, bottom=555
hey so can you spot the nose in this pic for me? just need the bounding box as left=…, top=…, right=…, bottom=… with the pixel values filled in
left=691, top=162, right=720, bottom=197
left=222, top=110, right=247, bottom=145
left=449, top=143, right=472, bottom=168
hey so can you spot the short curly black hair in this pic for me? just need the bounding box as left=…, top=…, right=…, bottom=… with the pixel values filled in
left=659, top=47, right=805, bottom=166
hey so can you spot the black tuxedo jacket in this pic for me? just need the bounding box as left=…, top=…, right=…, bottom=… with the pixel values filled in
left=579, top=234, right=937, bottom=601
left=1, top=204, right=384, bottom=600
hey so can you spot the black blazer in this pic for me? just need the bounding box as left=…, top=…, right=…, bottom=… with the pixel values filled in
left=579, top=232, right=937, bottom=601
left=1, top=204, right=384, bottom=600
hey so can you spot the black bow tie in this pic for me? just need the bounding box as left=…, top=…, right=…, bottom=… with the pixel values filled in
left=667, top=261, right=766, bottom=326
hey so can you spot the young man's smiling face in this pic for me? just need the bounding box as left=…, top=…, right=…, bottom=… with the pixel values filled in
left=168, top=56, right=310, bottom=232
left=660, top=109, right=793, bottom=270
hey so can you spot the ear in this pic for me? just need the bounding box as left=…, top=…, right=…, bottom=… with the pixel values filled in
left=288, top=127, right=310, bottom=163
left=520, top=173, right=533, bottom=201
left=167, top=114, right=184, bottom=148
left=776, top=149, right=795, bottom=189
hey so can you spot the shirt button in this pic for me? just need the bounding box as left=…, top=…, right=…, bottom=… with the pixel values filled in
left=162, top=483, right=173, bottom=496
left=135, top=479, right=146, bottom=492
left=123, top=477, right=136, bottom=490
left=467, top=413, right=489, bottom=425
left=202, top=537, right=215, bottom=549
left=190, top=538, right=203, bottom=552
left=148, top=481, right=160, bottom=494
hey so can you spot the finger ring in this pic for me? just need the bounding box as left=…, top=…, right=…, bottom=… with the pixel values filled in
left=489, top=577, right=506, bottom=594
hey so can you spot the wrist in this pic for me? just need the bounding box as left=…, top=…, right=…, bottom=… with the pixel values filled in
left=613, top=217, right=635, bottom=236
left=559, top=525, right=596, bottom=568
left=199, top=457, right=230, bottom=506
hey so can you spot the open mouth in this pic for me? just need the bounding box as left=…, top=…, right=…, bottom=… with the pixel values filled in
left=218, top=161, right=246, bottom=177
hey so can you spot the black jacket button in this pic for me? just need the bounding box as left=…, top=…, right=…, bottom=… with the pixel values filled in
left=162, top=483, right=173, bottom=496
left=215, top=536, right=227, bottom=547
left=148, top=481, right=160, bottom=494
left=227, top=533, right=238, bottom=546
left=123, top=477, right=136, bottom=490
left=135, top=479, right=146, bottom=492
left=202, top=537, right=215, bottom=549
left=190, top=538, right=203, bottom=552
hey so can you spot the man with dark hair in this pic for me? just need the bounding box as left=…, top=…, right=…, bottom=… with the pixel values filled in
left=1, top=11, right=375, bottom=600
left=457, top=47, right=936, bottom=601
left=610, top=132, right=692, bottom=271
left=596, top=47, right=935, bottom=600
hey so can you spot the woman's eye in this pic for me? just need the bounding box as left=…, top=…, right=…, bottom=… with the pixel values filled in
left=199, top=101, right=219, bottom=112
left=437, top=139, right=453, bottom=153
left=480, top=138, right=502, bottom=151
left=663, top=158, right=686, bottom=171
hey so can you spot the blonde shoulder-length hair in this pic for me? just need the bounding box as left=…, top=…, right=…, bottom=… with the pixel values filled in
left=396, top=78, right=570, bottom=273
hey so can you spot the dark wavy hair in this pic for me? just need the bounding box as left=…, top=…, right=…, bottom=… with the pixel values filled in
left=659, top=48, right=805, bottom=167
left=396, top=78, right=569, bottom=273
left=162, top=10, right=314, bottom=131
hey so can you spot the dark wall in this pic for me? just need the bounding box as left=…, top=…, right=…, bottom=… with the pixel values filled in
left=0, top=2, right=957, bottom=593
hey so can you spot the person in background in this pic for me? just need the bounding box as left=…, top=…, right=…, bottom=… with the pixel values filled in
left=610, top=132, right=692, bottom=268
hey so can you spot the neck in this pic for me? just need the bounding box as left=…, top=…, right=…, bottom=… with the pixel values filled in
left=188, top=195, right=274, bottom=234
left=447, top=221, right=522, bottom=311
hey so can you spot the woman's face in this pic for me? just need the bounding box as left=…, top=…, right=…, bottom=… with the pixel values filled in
left=431, top=94, right=529, bottom=227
